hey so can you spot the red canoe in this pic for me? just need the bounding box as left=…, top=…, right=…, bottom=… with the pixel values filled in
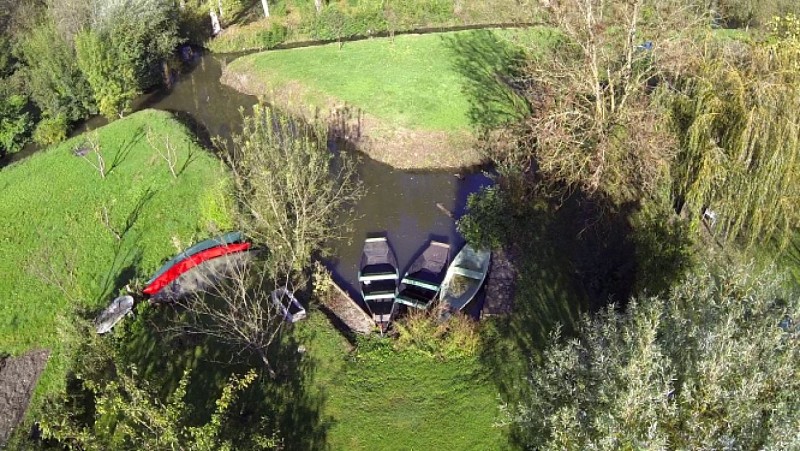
left=143, top=242, right=251, bottom=296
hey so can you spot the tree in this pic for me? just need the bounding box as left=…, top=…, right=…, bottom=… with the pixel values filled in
left=17, top=22, right=96, bottom=122
left=39, top=336, right=278, bottom=450
left=75, top=29, right=140, bottom=119
left=669, top=15, right=800, bottom=249
left=503, top=262, right=800, bottom=449
left=173, top=254, right=289, bottom=377
left=490, top=0, right=700, bottom=204
left=0, top=80, right=31, bottom=157
left=91, top=0, right=182, bottom=89
left=222, top=104, right=362, bottom=278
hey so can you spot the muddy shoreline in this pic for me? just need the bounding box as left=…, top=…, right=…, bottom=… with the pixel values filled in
left=220, top=68, right=484, bottom=170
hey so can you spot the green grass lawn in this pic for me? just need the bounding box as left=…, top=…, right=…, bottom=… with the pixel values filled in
left=297, top=314, right=505, bottom=450
left=0, top=110, right=230, bottom=404
left=227, top=28, right=553, bottom=132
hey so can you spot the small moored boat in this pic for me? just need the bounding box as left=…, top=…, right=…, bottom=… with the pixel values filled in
left=439, top=244, right=491, bottom=313
left=271, top=287, right=307, bottom=323
left=358, top=237, right=399, bottom=333
left=395, top=240, right=450, bottom=310
left=95, top=295, right=135, bottom=334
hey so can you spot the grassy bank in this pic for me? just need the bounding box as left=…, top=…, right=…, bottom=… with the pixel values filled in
left=298, top=314, right=504, bottom=450
left=0, top=110, right=230, bottom=406
left=224, top=28, right=552, bottom=168
left=208, top=0, right=542, bottom=53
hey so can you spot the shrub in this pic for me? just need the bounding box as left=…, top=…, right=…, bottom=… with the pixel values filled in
left=17, top=23, right=96, bottom=122
left=0, top=84, right=31, bottom=157
left=457, top=187, right=511, bottom=250
left=208, top=21, right=288, bottom=52
left=394, top=309, right=480, bottom=359
left=199, top=178, right=235, bottom=233
left=33, top=115, right=69, bottom=146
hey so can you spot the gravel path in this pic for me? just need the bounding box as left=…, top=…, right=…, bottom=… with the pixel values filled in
left=0, top=349, right=49, bottom=447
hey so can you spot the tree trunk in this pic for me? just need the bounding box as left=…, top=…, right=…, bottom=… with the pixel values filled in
left=315, top=0, right=323, bottom=13
left=261, top=0, right=270, bottom=17
left=258, top=349, right=276, bottom=378
left=210, top=9, right=222, bottom=35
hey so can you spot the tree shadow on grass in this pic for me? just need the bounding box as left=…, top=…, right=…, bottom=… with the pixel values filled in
left=442, top=30, right=532, bottom=131
left=106, top=125, right=145, bottom=177
left=476, top=189, right=639, bottom=448
left=111, top=302, right=330, bottom=450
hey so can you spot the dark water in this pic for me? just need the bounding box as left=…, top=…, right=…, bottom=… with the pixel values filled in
left=3, top=50, right=492, bottom=293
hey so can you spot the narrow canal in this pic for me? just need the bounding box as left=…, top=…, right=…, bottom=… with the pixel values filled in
left=4, top=49, right=492, bottom=296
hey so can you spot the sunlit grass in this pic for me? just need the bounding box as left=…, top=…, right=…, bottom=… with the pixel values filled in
left=0, top=110, right=230, bottom=406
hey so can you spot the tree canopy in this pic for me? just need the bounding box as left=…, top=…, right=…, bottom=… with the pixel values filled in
left=670, top=16, right=800, bottom=249
left=504, top=263, right=800, bottom=449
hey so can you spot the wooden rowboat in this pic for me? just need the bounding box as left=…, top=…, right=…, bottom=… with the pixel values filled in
left=358, top=237, right=399, bottom=333
left=395, top=240, right=450, bottom=310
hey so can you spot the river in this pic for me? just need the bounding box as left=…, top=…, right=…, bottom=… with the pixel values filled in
left=2, top=49, right=493, bottom=299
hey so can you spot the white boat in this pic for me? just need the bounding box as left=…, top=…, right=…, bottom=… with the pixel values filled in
left=95, top=295, right=135, bottom=334
left=271, top=287, right=307, bottom=323
left=439, top=244, right=491, bottom=312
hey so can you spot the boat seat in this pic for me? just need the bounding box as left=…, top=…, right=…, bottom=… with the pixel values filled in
left=452, top=266, right=483, bottom=280
left=395, top=295, right=429, bottom=309
left=402, top=277, right=440, bottom=292
left=364, top=292, right=395, bottom=301
left=359, top=272, right=398, bottom=282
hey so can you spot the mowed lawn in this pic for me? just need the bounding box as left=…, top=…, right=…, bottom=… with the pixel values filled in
left=0, top=110, right=230, bottom=401
left=227, top=29, right=550, bottom=132
left=298, top=314, right=505, bottom=450
left=229, top=32, right=473, bottom=131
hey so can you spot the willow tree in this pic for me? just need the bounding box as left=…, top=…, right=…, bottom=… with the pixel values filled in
left=504, top=262, right=800, bottom=449
left=670, top=15, right=800, bottom=249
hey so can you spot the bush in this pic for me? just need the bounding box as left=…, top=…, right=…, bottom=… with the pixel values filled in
left=457, top=187, right=511, bottom=250
left=303, top=3, right=388, bottom=41
left=33, top=115, right=69, bottom=146
left=0, top=83, right=31, bottom=157
left=199, top=178, right=235, bottom=233
left=394, top=309, right=480, bottom=359
left=17, top=23, right=96, bottom=122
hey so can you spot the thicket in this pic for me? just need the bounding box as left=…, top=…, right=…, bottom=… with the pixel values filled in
left=0, top=0, right=195, bottom=156
left=504, top=263, right=800, bottom=449
left=458, top=1, right=800, bottom=445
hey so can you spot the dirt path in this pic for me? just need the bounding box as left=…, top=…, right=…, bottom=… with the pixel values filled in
left=483, top=249, right=517, bottom=316
left=0, top=350, right=50, bottom=447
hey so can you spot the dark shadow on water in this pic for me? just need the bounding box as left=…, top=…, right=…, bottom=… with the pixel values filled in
left=324, top=142, right=494, bottom=302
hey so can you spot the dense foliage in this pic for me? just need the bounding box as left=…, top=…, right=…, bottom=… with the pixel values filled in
left=17, top=23, right=95, bottom=122
left=223, top=104, right=362, bottom=276
left=39, top=335, right=274, bottom=451
left=0, top=81, right=31, bottom=157
left=504, top=263, right=800, bottom=449
left=670, top=15, right=800, bottom=249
